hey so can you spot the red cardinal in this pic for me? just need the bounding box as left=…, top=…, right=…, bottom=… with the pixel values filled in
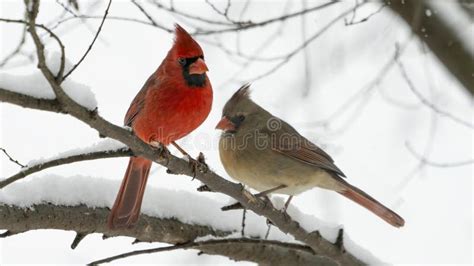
left=108, top=25, right=212, bottom=229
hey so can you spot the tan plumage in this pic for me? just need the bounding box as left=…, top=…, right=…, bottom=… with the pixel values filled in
left=217, top=84, right=404, bottom=227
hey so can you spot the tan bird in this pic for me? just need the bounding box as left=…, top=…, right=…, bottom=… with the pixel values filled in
left=216, top=84, right=404, bottom=227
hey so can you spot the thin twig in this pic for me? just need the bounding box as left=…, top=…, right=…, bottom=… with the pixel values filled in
left=301, top=0, right=311, bottom=96
left=0, top=148, right=132, bottom=189
left=50, top=1, right=338, bottom=36
left=345, top=2, right=386, bottom=26
left=0, top=17, right=66, bottom=80
left=247, top=2, right=365, bottom=82
left=405, top=142, right=474, bottom=168
left=0, top=25, right=28, bottom=68
left=0, top=148, right=25, bottom=168
left=150, top=0, right=234, bottom=26
left=301, top=39, right=411, bottom=134
left=396, top=57, right=474, bottom=129
left=62, top=0, right=112, bottom=81
left=196, top=0, right=340, bottom=35
left=88, top=238, right=314, bottom=265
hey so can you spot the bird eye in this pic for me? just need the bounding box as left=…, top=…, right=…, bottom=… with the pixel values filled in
left=178, top=58, right=186, bottom=65
left=231, top=115, right=245, bottom=125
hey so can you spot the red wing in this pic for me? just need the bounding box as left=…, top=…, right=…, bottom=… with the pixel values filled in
left=124, top=75, right=157, bottom=126
left=271, top=136, right=346, bottom=177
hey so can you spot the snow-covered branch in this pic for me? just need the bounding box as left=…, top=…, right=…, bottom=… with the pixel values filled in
left=0, top=139, right=132, bottom=189
left=0, top=203, right=322, bottom=265
left=0, top=175, right=367, bottom=265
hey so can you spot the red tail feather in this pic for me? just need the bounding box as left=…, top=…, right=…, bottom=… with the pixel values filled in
left=338, top=182, right=405, bottom=228
left=108, top=157, right=152, bottom=229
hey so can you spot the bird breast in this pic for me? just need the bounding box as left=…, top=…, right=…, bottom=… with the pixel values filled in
left=133, top=85, right=212, bottom=145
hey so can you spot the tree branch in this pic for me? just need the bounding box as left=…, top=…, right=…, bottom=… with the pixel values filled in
left=0, top=148, right=132, bottom=189
left=386, top=0, right=474, bottom=96
left=0, top=88, right=64, bottom=113
left=0, top=203, right=332, bottom=265
left=62, top=0, right=111, bottom=81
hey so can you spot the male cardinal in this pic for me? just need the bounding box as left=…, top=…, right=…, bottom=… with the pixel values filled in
left=108, top=25, right=212, bottom=229
left=216, top=84, right=404, bottom=227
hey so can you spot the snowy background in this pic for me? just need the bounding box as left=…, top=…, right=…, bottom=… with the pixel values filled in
left=1, top=0, right=472, bottom=264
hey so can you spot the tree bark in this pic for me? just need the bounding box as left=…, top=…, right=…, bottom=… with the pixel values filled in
left=0, top=203, right=337, bottom=265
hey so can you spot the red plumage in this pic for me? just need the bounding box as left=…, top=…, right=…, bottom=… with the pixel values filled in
left=108, top=25, right=212, bottom=229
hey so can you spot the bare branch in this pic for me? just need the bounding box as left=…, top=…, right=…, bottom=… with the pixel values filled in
left=0, top=18, right=66, bottom=80
left=247, top=2, right=365, bottom=82
left=62, top=0, right=112, bottom=81
left=345, top=2, right=386, bottom=26
left=0, top=148, right=25, bottom=168
left=386, top=0, right=474, bottom=96
left=0, top=148, right=132, bottom=189
left=89, top=238, right=317, bottom=265
left=0, top=24, right=28, bottom=68
left=195, top=0, right=340, bottom=35
left=130, top=0, right=171, bottom=32
left=49, top=1, right=338, bottom=36
left=396, top=57, right=474, bottom=129
left=406, top=142, right=474, bottom=168
left=150, top=0, right=235, bottom=26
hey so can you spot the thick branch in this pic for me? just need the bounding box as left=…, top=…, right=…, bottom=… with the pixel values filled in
left=386, top=0, right=474, bottom=96
left=0, top=88, right=64, bottom=113
left=0, top=203, right=331, bottom=265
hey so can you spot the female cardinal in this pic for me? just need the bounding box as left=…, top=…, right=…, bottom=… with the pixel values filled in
left=108, top=25, right=212, bottom=229
left=216, top=84, right=404, bottom=227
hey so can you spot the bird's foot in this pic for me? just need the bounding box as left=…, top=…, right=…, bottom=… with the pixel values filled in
left=222, top=189, right=273, bottom=211
left=188, top=152, right=208, bottom=180
left=150, top=141, right=170, bottom=161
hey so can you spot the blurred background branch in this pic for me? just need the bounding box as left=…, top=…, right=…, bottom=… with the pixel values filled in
left=386, top=0, right=474, bottom=96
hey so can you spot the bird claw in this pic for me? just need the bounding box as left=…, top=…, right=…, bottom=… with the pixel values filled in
left=189, top=152, right=208, bottom=180
left=221, top=191, right=269, bottom=211
left=150, top=141, right=170, bottom=161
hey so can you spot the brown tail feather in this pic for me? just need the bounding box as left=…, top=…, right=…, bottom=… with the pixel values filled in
left=338, top=181, right=405, bottom=228
left=108, top=156, right=152, bottom=229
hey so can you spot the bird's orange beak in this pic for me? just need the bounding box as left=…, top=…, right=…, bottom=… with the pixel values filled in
left=215, top=116, right=235, bottom=131
left=189, top=58, right=209, bottom=75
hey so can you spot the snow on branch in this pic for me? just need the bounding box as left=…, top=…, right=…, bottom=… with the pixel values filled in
left=0, top=139, right=130, bottom=189
left=0, top=175, right=361, bottom=265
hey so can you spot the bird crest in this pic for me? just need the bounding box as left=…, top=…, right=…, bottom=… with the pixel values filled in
left=173, top=24, right=203, bottom=58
